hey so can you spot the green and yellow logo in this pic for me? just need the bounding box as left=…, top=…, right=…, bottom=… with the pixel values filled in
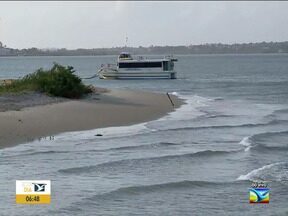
left=249, top=182, right=269, bottom=204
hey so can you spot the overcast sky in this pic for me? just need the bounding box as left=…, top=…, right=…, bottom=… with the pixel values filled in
left=0, top=1, right=287, bottom=49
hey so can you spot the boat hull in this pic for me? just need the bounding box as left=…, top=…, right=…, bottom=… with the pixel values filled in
left=98, top=69, right=177, bottom=79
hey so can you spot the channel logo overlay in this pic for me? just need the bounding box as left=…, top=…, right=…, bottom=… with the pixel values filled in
left=249, top=182, right=269, bottom=204
left=16, top=180, right=51, bottom=204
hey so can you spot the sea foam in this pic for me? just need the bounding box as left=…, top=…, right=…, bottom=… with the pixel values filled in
left=159, top=93, right=213, bottom=122
left=239, top=136, right=253, bottom=152
left=55, top=123, right=150, bottom=141
left=237, top=162, right=287, bottom=181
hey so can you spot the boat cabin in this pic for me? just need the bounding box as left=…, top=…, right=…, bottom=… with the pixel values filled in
left=118, top=52, right=133, bottom=60
left=117, top=53, right=176, bottom=71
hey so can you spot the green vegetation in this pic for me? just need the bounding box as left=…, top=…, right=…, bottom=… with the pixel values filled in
left=0, top=63, right=93, bottom=98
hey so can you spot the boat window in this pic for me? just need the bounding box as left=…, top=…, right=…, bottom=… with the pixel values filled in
left=119, top=62, right=162, bottom=68
left=163, top=61, right=168, bottom=71
left=119, top=53, right=132, bottom=59
left=170, top=61, right=174, bottom=70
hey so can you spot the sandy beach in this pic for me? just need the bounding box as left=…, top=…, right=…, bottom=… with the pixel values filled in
left=0, top=89, right=182, bottom=149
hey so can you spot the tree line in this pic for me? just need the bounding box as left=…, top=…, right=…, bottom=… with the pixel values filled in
left=0, top=41, right=288, bottom=56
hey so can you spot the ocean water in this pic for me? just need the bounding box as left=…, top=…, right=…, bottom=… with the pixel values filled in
left=0, top=54, right=288, bottom=215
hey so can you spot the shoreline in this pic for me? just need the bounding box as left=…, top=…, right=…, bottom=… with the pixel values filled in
left=0, top=53, right=287, bottom=59
left=0, top=89, right=183, bottom=149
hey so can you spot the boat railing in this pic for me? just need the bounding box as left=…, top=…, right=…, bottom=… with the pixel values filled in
left=101, top=63, right=117, bottom=69
left=165, top=55, right=178, bottom=61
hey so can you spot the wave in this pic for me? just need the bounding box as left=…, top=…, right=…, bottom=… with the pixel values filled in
left=58, top=150, right=234, bottom=175
left=55, top=122, right=150, bottom=142
left=205, top=114, right=235, bottom=119
left=213, top=97, right=224, bottom=101
left=237, top=162, right=288, bottom=181
left=170, top=92, right=179, bottom=96
left=56, top=180, right=244, bottom=212
left=265, top=108, right=288, bottom=123
left=94, top=180, right=231, bottom=197
left=254, top=145, right=288, bottom=152
left=252, top=130, right=288, bottom=140
left=159, top=94, right=213, bottom=122
left=239, top=136, right=251, bottom=147
left=162, top=119, right=288, bottom=133
left=272, top=108, right=288, bottom=114
left=107, top=142, right=180, bottom=151
left=2, top=150, right=71, bottom=158
left=163, top=122, right=271, bottom=132
left=239, top=136, right=253, bottom=152
left=239, top=130, right=288, bottom=152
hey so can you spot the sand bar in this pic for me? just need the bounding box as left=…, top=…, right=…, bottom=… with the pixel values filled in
left=0, top=89, right=183, bottom=149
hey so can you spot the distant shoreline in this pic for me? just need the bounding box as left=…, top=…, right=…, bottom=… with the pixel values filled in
left=0, top=89, right=183, bottom=149
left=0, top=53, right=288, bottom=58
left=1, top=41, right=288, bottom=56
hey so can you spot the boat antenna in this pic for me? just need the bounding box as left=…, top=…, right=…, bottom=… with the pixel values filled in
left=0, top=18, right=2, bottom=47
left=125, top=36, right=128, bottom=48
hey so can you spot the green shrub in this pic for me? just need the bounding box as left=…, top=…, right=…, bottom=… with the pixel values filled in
left=0, top=63, right=93, bottom=98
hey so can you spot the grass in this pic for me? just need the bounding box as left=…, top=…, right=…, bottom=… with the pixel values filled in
left=0, top=63, right=93, bottom=99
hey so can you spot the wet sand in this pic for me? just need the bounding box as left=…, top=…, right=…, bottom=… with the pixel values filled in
left=0, top=89, right=183, bottom=149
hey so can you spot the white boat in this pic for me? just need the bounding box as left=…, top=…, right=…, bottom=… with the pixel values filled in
left=98, top=52, right=177, bottom=79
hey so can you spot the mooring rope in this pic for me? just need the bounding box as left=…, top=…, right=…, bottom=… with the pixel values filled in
left=81, top=74, right=99, bottom=79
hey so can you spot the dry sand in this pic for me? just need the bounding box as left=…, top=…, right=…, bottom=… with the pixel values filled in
left=0, top=89, right=183, bottom=149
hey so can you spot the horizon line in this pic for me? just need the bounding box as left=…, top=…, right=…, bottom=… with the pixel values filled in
left=1, top=40, right=288, bottom=50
